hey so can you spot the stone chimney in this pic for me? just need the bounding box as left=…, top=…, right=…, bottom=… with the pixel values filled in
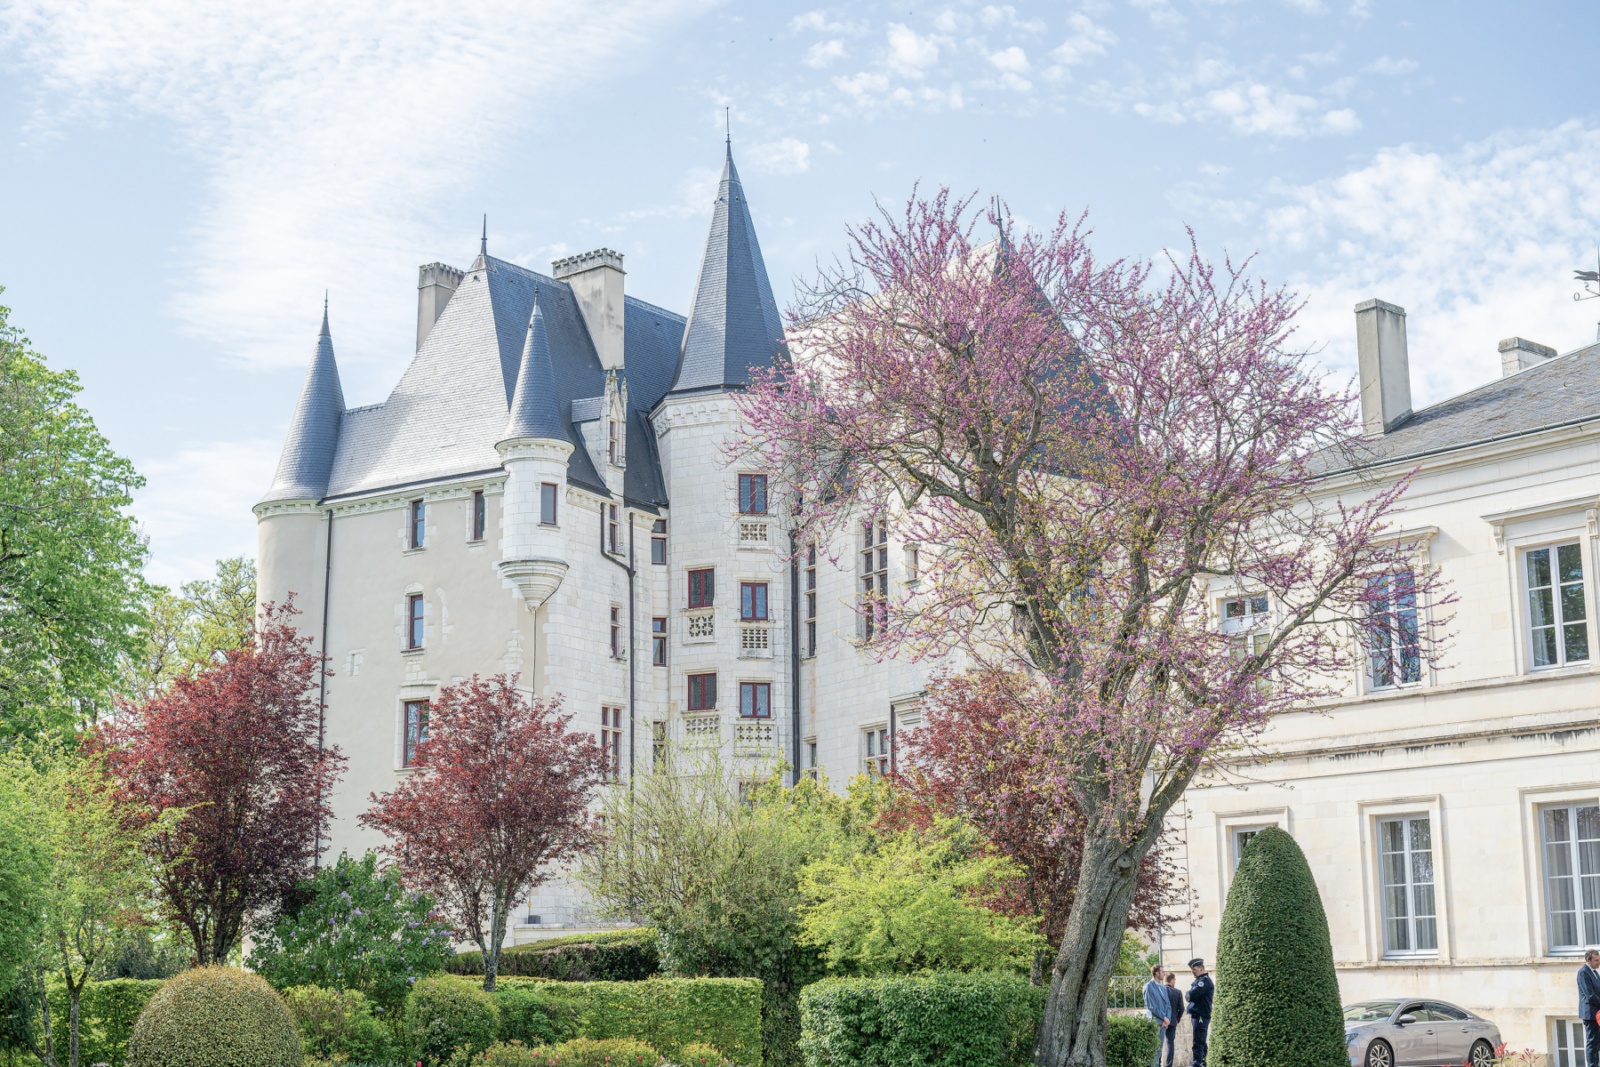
left=417, top=262, right=464, bottom=351
left=1355, top=298, right=1413, bottom=436
left=553, top=249, right=625, bottom=371
left=1498, top=336, right=1557, bottom=377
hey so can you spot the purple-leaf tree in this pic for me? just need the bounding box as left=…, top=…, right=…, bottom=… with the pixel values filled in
left=735, top=190, right=1452, bottom=1067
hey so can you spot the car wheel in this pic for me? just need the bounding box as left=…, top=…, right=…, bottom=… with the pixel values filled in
left=1363, top=1040, right=1393, bottom=1067
left=1468, top=1040, right=1494, bottom=1067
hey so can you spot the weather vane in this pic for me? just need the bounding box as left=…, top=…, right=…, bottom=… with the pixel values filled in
left=1574, top=251, right=1600, bottom=340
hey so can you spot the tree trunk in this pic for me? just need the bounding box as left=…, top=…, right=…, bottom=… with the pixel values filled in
left=1033, top=834, right=1146, bottom=1067
left=34, top=972, right=58, bottom=1067
left=483, top=896, right=509, bottom=993
left=67, top=981, right=79, bottom=1067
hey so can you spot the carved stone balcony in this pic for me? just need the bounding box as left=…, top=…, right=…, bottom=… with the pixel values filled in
left=734, top=719, right=776, bottom=755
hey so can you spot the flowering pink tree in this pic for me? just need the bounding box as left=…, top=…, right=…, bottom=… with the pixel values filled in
left=735, top=191, right=1451, bottom=1067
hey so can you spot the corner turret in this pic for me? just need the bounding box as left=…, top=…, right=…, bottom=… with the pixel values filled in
left=260, top=302, right=345, bottom=505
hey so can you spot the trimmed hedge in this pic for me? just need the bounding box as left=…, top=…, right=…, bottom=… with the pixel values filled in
left=43, top=977, right=164, bottom=1066
left=1209, top=826, right=1346, bottom=1067
left=448, top=929, right=660, bottom=982
left=799, top=973, right=1044, bottom=1067
left=129, top=966, right=302, bottom=1067
left=410, top=975, right=500, bottom=1067
left=495, top=984, right=582, bottom=1047
left=1105, top=1015, right=1160, bottom=1067
left=450, top=976, right=760, bottom=1067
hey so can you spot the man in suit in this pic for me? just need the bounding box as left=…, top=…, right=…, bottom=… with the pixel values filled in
left=1188, top=958, right=1215, bottom=1067
left=1144, top=964, right=1172, bottom=1067
left=1163, top=972, right=1185, bottom=1067
left=1579, top=948, right=1600, bottom=1067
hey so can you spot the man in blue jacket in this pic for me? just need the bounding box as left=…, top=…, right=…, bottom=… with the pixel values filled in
left=1187, top=958, right=1215, bottom=1067
left=1579, top=948, right=1600, bottom=1067
left=1144, top=964, right=1172, bottom=1067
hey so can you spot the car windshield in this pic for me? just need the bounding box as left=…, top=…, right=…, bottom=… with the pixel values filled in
left=1344, top=1002, right=1402, bottom=1023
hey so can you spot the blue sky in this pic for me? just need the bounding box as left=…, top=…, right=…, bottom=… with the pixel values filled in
left=2, top=0, right=1598, bottom=586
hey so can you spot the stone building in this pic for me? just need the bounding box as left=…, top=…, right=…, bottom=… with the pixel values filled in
left=1164, top=301, right=1600, bottom=1061
left=254, top=144, right=931, bottom=933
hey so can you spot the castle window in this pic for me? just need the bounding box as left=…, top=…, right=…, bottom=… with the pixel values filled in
left=540, top=483, right=558, bottom=526
left=862, top=520, right=889, bottom=640
left=610, top=606, right=622, bottom=658
left=406, top=594, right=424, bottom=650
left=608, top=505, right=620, bottom=553
left=1368, top=573, right=1420, bottom=689
left=739, top=681, right=771, bottom=719
left=863, top=726, right=890, bottom=777
left=740, top=582, right=769, bottom=622
left=687, top=672, right=717, bottom=711
left=652, top=617, right=667, bottom=665
left=652, top=520, right=667, bottom=565
left=805, top=545, right=817, bottom=656
left=688, top=568, right=714, bottom=608
left=652, top=720, right=668, bottom=770
left=471, top=490, right=486, bottom=541
left=609, top=420, right=618, bottom=466
left=739, top=474, right=768, bottom=515
left=601, top=706, right=622, bottom=782
left=402, top=700, right=429, bottom=767
left=409, top=499, right=426, bottom=548
left=1526, top=543, right=1590, bottom=668
left=807, top=740, right=818, bottom=781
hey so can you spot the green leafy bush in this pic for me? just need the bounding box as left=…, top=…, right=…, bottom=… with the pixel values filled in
left=283, top=985, right=397, bottom=1062
left=472, top=1040, right=559, bottom=1067
left=1209, top=826, right=1346, bottom=1067
left=448, top=929, right=660, bottom=982
left=128, top=966, right=302, bottom=1067
left=543, top=1037, right=662, bottom=1067
left=1105, top=1015, right=1160, bottom=1067
left=408, top=975, right=501, bottom=1067
left=251, top=851, right=456, bottom=1013
left=495, top=984, right=582, bottom=1046
left=40, top=976, right=164, bottom=1065
left=799, top=972, right=1044, bottom=1067
left=677, top=1041, right=730, bottom=1067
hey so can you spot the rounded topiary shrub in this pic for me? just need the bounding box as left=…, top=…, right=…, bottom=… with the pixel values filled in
left=128, top=965, right=302, bottom=1067
left=1209, top=827, right=1347, bottom=1067
left=407, top=976, right=500, bottom=1067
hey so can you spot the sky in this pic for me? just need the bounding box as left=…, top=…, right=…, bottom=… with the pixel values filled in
left=2, top=0, right=1599, bottom=587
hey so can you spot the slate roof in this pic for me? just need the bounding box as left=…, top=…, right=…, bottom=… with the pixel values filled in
left=317, top=253, right=685, bottom=506
left=260, top=306, right=345, bottom=503
left=1332, top=341, right=1600, bottom=472
left=668, top=142, right=788, bottom=395
left=500, top=297, right=567, bottom=444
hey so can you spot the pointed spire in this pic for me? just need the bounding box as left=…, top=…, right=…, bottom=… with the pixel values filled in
left=261, top=302, right=346, bottom=503
left=500, top=294, right=568, bottom=444
left=668, top=141, right=787, bottom=395
left=472, top=215, right=491, bottom=273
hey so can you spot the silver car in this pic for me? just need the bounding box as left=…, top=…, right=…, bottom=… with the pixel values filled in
left=1344, top=999, right=1502, bottom=1067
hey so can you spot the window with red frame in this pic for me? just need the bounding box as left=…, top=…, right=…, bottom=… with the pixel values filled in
left=740, top=582, right=769, bottom=621
left=540, top=483, right=558, bottom=525
left=738, top=474, right=768, bottom=515
left=601, top=706, right=622, bottom=782
left=739, top=681, right=771, bottom=718
left=652, top=617, right=667, bottom=665
left=687, top=673, right=717, bottom=710
left=409, top=499, right=426, bottom=548
left=407, top=594, right=424, bottom=649
left=688, top=568, right=714, bottom=608
left=402, top=700, right=429, bottom=767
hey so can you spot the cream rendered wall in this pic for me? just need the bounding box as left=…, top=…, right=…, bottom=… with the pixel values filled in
left=1168, top=425, right=1600, bottom=1057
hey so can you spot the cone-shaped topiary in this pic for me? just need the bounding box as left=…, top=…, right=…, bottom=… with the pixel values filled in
left=129, top=966, right=301, bottom=1067
left=1208, top=827, right=1347, bottom=1067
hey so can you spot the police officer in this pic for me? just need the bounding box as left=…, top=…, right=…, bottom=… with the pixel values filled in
left=1187, top=958, right=1214, bottom=1067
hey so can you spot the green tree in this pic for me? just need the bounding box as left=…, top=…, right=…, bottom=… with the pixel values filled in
left=119, top=557, right=257, bottom=703
left=0, top=297, right=149, bottom=735
left=1209, top=827, right=1346, bottom=1067
left=579, top=754, right=834, bottom=1067
left=247, top=851, right=455, bottom=1014
left=798, top=816, right=1043, bottom=974
left=0, top=736, right=167, bottom=1067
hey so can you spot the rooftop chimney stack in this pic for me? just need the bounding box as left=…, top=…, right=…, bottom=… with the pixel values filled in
left=417, top=262, right=464, bottom=351
left=1355, top=298, right=1413, bottom=436
left=1498, top=337, right=1557, bottom=377
left=553, top=249, right=625, bottom=371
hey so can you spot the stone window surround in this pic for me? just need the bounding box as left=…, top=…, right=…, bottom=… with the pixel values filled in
left=393, top=683, right=438, bottom=772
left=1354, top=525, right=1440, bottom=697
left=1518, top=780, right=1600, bottom=958
left=1212, top=806, right=1289, bottom=908
left=1484, top=497, right=1600, bottom=676
left=1355, top=795, right=1449, bottom=963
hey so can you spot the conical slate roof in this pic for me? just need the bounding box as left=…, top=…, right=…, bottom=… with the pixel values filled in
left=668, top=142, right=787, bottom=395
left=261, top=306, right=345, bottom=503
left=500, top=296, right=567, bottom=444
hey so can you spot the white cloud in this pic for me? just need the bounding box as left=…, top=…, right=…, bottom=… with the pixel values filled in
left=132, top=439, right=280, bottom=587
left=0, top=0, right=715, bottom=375
left=1048, top=13, right=1116, bottom=71
left=1204, top=83, right=1320, bottom=135
left=1365, top=55, right=1418, bottom=76
left=805, top=39, right=847, bottom=68
left=989, top=46, right=1031, bottom=75
left=885, top=23, right=942, bottom=77
left=1257, top=121, right=1600, bottom=405
left=1321, top=107, right=1361, bottom=134
left=746, top=137, right=812, bottom=174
